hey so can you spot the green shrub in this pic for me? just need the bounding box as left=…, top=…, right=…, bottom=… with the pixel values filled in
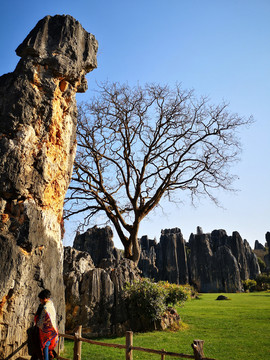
left=242, top=279, right=257, bottom=292
left=124, top=279, right=190, bottom=324
left=158, top=281, right=189, bottom=306
left=124, top=278, right=167, bottom=321
left=256, top=274, right=270, bottom=291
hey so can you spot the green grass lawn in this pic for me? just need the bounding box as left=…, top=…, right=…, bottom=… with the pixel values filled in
left=62, top=292, right=270, bottom=360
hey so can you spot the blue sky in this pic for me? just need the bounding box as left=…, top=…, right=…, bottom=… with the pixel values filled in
left=1, top=0, right=269, bottom=249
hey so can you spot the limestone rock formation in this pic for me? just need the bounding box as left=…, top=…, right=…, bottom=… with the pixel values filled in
left=138, top=235, right=159, bottom=280
left=188, top=229, right=260, bottom=292
left=188, top=231, right=226, bottom=292
left=65, top=225, right=261, bottom=336
left=138, top=228, right=189, bottom=284
left=138, top=227, right=260, bottom=292
left=76, top=225, right=260, bottom=293
left=157, top=228, right=189, bottom=284
left=64, top=242, right=181, bottom=336
left=266, top=232, right=270, bottom=263
left=73, top=226, right=122, bottom=267
left=253, top=238, right=268, bottom=272
left=64, top=246, right=140, bottom=337
left=0, top=15, right=97, bottom=359
left=254, top=240, right=265, bottom=251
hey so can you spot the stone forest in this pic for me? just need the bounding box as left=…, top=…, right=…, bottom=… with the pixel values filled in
left=0, top=14, right=269, bottom=360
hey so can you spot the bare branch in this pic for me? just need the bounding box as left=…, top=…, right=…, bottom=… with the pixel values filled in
left=65, top=81, right=253, bottom=263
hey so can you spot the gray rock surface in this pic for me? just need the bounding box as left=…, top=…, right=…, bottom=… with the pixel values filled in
left=64, top=246, right=140, bottom=337
left=139, top=228, right=260, bottom=292
left=188, top=229, right=260, bottom=292
left=254, top=240, right=265, bottom=250
left=138, top=235, right=159, bottom=280
left=139, top=228, right=189, bottom=284
left=156, top=228, right=189, bottom=284
left=266, top=232, right=270, bottom=263
left=65, top=225, right=261, bottom=336
left=76, top=226, right=260, bottom=293
left=0, top=15, right=97, bottom=359
left=73, top=226, right=122, bottom=267
left=64, top=243, right=182, bottom=336
left=188, top=232, right=219, bottom=292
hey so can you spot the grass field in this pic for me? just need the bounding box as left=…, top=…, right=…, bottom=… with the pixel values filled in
left=62, top=292, right=270, bottom=360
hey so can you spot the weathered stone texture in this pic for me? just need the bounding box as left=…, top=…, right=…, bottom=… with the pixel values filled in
left=266, top=232, right=270, bottom=263
left=139, top=227, right=260, bottom=292
left=254, top=240, right=265, bottom=251
left=138, top=235, right=159, bottom=280
left=138, top=228, right=189, bottom=285
left=64, top=225, right=261, bottom=336
left=157, top=228, right=189, bottom=284
left=184, top=229, right=260, bottom=292
left=64, top=236, right=181, bottom=336
left=73, top=226, right=122, bottom=267
left=76, top=226, right=260, bottom=294
left=64, top=246, right=140, bottom=337
left=0, top=15, right=97, bottom=359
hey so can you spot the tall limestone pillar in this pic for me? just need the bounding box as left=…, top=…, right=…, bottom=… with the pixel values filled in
left=0, top=15, right=97, bottom=359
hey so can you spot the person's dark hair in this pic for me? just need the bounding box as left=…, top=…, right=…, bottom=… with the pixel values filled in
left=38, top=289, right=51, bottom=300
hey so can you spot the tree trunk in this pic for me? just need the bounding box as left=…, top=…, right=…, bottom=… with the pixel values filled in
left=131, top=235, right=140, bottom=264
left=124, top=232, right=140, bottom=265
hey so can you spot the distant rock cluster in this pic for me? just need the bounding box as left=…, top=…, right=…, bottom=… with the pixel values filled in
left=62, top=225, right=263, bottom=336
left=71, top=226, right=261, bottom=294
left=139, top=226, right=260, bottom=292
left=73, top=226, right=123, bottom=267
left=253, top=232, right=270, bottom=270
left=255, top=240, right=266, bottom=250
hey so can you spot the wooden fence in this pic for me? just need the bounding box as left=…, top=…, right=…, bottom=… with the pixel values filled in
left=57, top=326, right=216, bottom=360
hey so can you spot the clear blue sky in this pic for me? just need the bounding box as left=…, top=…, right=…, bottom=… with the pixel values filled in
left=1, top=0, right=269, bottom=249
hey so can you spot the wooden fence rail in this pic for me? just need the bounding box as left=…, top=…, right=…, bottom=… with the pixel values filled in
left=57, top=326, right=217, bottom=360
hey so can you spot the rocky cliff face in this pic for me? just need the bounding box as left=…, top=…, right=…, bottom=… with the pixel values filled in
left=75, top=226, right=260, bottom=294
left=65, top=230, right=181, bottom=337
left=266, top=232, right=270, bottom=263
left=157, top=228, right=189, bottom=284
left=139, top=227, right=260, bottom=292
left=139, top=228, right=189, bottom=284
left=188, top=230, right=244, bottom=292
left=0, top=15, right=97, bottom=359
left=254, top=240, right=265, bottom=250
left=64, top=246, right=140, bottom=337
left=73, top=226, right=122, bottom=267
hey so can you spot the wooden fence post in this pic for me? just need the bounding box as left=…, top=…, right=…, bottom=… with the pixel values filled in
left=126, top=331, right=133, bottom=360
left=192, top=340, right=204, bottom=360
left=161, top=348, right=165, bottom=359
left=73, top=325, right=82, bottom=360
left=57, top=336, right=61, bottom=356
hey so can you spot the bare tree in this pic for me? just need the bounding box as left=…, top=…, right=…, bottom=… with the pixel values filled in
left=64, top=82, right=252, bottom=264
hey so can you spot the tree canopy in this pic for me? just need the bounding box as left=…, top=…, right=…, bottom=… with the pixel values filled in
left=64, top=82, right=253, bottom=263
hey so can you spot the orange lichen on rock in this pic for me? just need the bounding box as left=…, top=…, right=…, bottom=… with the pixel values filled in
left=0, top=199, right=27, bottom=233
left=31, top=64, right=44, bottom=92
left=72, top=305, right=80, bottom=317
left=0, top=295, right=8, bottom=316
left=0, top=214, right=9, bottom=223
left=0, top=290, right=14, bottom=317
left=41, top=78, right=76, bottom=222
left=59, top=79, right=68, bottom=92
left=19, top=247, right=31, bottom=256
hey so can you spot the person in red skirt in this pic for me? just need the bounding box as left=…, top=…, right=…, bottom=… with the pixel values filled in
left=35, top=289, right=58, bottom=360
